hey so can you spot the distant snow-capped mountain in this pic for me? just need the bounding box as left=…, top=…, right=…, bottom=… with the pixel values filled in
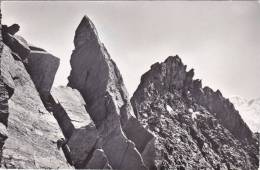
left=230, top=96, right=260, bottom=132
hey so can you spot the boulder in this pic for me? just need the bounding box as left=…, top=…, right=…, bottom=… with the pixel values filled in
left=26, top=48, right=59, bottom=98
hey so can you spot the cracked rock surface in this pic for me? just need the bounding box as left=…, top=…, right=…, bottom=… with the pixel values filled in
left=67, top=16, right=154, bottom=169
left=51, top=86, right=98, bottom=168
left=0, top=4, right=259, bottom=169
left=0, top=40, right=70, bottom=169
left=131, top=56, right=259, bottom=170
left=0, top=10, right=71, bottom=168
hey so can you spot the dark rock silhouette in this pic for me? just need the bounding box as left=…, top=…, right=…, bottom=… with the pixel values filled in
left=57, top=138, right=74, bottom=166
left=2, top=24, right=30, bottom=61
left=2, top=24, right=19, bottom=36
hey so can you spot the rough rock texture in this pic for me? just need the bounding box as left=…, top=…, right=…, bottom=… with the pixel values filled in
left=0, top=8, right=71, bottom=168
left=191, top=83, right=254, bottom=144
left=26, top=48, right=60, bottom=99
left=85, top=149, right=112, bottom=169
left=0, top=75, right=10, bottom=165
left=0, top=43, right=71, bottom=168
left=0, top=6, right=12, bottom=165
left=67, top=16, right=154, bottom=169
left=2, top=34, right=30, bottom=61
left=0, top=46, right=14, bottom=127
left=1, top=4, right=259, bottom=169
left=50, top=86, right=99, bottom=168
left=131, top=56, right=259, bottom=169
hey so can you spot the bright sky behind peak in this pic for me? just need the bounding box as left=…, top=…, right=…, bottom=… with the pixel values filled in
left=2, top=1, right=260, bottom=99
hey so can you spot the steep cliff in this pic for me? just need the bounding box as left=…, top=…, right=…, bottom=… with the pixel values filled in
left=0, top=4, right=259, bottom=169
left=0, top=8, right=71, bottom=168
left=50, top=86, right=100, bottom=168
left=0, top=44, right=70, bottom=168
left=67, top=16, right=154, bottom=169
left=0, top=12, right=155, bottom=169
left=131, top=56, right=259, bottom=169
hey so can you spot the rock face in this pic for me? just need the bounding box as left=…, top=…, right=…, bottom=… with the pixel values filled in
left=67, top=16, right=154, bottom=169
left=26, top=48, right=60, bottom=99
left=85, top=149, right=111, bottom=169
left=131, top=56, right=259, bottom=169
left=0, top=40, right=70, bottom=168
left=0, top=4, right=259, bottom=169
left=50, top=86, right=99, bottom=168
left=0, top=9, right=70, bottom=168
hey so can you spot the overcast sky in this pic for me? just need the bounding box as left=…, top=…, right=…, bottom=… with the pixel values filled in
left=2, top=1, right=260, bottom=99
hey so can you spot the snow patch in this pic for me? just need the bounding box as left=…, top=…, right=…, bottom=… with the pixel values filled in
left=166, top=105, right=173, bottom=113
left=192, top=111, right=200, bottom=120
left=154, top=127, right=160, bottom=133
left=188, top=108, right=200, bottom=120
left=191, top=112, right=200, bottom=120
left=188, top=108, right=193, bottom=113
left=143, top=113, right=148, bottom=118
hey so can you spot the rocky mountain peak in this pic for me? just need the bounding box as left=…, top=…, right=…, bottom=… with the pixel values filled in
left=137, top=55, right=195, bottom=104
left=164, top=55, right=183, bottom=65
left=135, top=55, right=255, bottom=143
left=0, top=5, right=258, bottom=170
left=131, top=55, right=259, bottom=169
left=74, top=15, right=100, bottom=49
left=68, top=15, right=155, bottom=169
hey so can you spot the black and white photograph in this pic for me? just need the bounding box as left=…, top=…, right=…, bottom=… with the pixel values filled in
left=0, top=1, right=259, bottom=169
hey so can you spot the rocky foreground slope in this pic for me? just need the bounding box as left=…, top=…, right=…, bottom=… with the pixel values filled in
left=0, top=6, right=259, bottom=170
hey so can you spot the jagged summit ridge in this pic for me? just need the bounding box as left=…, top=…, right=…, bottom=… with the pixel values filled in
left=0, top=4, right=259, bottom=169
left=131, top=55, right=259, bottom=169
left=134, top=55, right=252, bottom=142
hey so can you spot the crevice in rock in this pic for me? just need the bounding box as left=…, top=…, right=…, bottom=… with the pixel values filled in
left=40, top=93, right=77, bottom=167
left=0, top=37, right=70, bottom=169
left=39, top=87, right=100, bottom=169
left=77, top=139, right=98, bottom=168
left=42, top=94, right=75, bottom=139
